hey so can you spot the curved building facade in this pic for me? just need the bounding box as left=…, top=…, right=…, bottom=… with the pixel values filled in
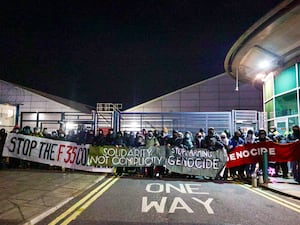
left=224, top=0, right=300, bottom=135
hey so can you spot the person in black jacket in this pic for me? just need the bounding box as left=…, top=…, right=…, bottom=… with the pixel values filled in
left=0, top=128, right=7, bottom=169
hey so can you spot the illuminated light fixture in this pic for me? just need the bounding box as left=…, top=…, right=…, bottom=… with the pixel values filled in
left=258, top=60, right=271, bottom=69
left=128, top=121, right=139, bottom=131
left=66, top=122, right=76, bottom=130
left=7, top=109, right=14, bottom=117
left=255, top=73, right=266, bottom=81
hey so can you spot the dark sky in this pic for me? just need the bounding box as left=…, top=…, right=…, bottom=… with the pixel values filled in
left=0, top=0, right=282, bottom=109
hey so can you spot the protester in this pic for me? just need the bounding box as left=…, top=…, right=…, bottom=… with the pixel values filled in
left=220, top=132, right=229, bottom=180
left=202, top=127, right=224, bottom=151
left=286, top=125, right=300, bottom=182
left=194, top=131, right=204, bottom=148
left=228, top=130, right=245, bottom=179
left=42, top=128, right=51, bottom=138
left=145, top=130, right=160, bottom=178
left=11, top=125, right=20, bottom=133
left=33, top=127, right=43, bottom=137
left=244, top=129, right=257, bottom=178
left=105, top=128, right=116, bottom=145
left=183, top=131, right=194, bottom=150
left=94, top=129, right=106, bottom=146
left=85, top=129, right=95, bottom=144
left=115, top=131, right=126, bottom=176
left=0, top=128, right=7, bottom=169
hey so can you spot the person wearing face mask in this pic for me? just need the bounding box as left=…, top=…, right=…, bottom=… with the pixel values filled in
left=183, top=131, right=194, bottom=150
left=194, top=132, right=204, bottom=148
left=202, top=127, right=224, bottom=151
left=286, top=125, right=300, bottom=182
left=255, top=128, right=271, bottom=143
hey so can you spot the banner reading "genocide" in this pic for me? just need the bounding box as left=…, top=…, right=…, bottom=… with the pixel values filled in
left=226, top=141, right=300, bottom=168
left=165, top=146, right=227, bottom=177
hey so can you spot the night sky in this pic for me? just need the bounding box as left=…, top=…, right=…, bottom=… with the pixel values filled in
left=0, top=0, right=282, bottom=109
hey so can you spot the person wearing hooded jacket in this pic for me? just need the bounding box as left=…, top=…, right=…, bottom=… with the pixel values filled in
left=145, top=130, right=160, bottom=178
left=202, top=127, right=224, bottom=151
left=268, top=126, right=287, bottom=178
left=183, top=131, right=194, bottom=150
left=228, top=130, right=245, bottom=179
left=286, top=125, right=300, bottom=182
left=0, top=128, right=7, bottom=169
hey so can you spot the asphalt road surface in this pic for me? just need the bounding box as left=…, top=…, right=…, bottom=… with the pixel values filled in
left=38, top=176, right=300, bottom=225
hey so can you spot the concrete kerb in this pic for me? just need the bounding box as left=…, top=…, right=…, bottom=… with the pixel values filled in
left=259, top=182, right=300, bottom=200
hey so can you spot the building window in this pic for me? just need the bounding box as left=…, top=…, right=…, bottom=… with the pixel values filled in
left=275, top=91, right=298, bottom=117
left=288, top=116, right=298, bottom=130
left=264, top=76, right=273, bottom=101
left=0, top=104, right=16, bottom=128
left=265, top=99, right=274, bottom=119
left=274, top=65, right=296, bottom=95
left=298, top=63, right=300, bottom=86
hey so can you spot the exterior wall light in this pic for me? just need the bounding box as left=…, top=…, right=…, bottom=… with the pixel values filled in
left=258, top=60, right=271, bottom=69
left=255, top=73, right=266, bottom=81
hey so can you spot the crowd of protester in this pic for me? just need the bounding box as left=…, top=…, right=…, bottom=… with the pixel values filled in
left=0, top=124, right=299, bottom=181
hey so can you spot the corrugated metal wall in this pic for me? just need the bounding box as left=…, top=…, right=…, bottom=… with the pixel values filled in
left=125, top=73, right=263, bottom=113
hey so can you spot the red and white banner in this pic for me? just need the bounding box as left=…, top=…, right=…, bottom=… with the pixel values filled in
left=226, top=141, right=300, bottom=168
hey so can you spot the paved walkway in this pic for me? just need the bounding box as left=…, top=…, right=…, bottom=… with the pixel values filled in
left=0, top=169, right=299, bottom=225
left=261, top=176, right=300, bottom=199
left=0, top=169, right=104, bottom=225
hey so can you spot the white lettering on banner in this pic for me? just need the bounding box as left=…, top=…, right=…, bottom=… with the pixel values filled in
left=228, top=147, right=276, bottom=161
left=90, top=146, right=164, bottom=167
left=167, top=156, right=219, bottom=169
left=142, top=183, right=214, bottom=214
left=89, top=155, right=110, bottom=165
left=103, top=147, right=153, bottom=157
left=110, top=156, right=163, bottom=166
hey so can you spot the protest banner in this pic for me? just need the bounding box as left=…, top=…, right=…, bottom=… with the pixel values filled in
left=3, top=133, right=300, bottom=176
left=88, top=145, right=165, bottom=167
left=165, top=146, right=227, bottom=177
left=226, top=141, right=300, bottom=168
left=2, top=133, right=113, bottom=173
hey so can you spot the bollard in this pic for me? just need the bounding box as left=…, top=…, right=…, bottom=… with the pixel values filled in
left=251, top=173, right=257, bottom=187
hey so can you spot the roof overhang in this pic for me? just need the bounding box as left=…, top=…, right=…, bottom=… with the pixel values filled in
left=224, top=0, right=300, bottom=84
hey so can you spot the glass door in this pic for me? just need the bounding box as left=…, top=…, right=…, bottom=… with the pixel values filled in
left=276, top=118, right=287, bottom=136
